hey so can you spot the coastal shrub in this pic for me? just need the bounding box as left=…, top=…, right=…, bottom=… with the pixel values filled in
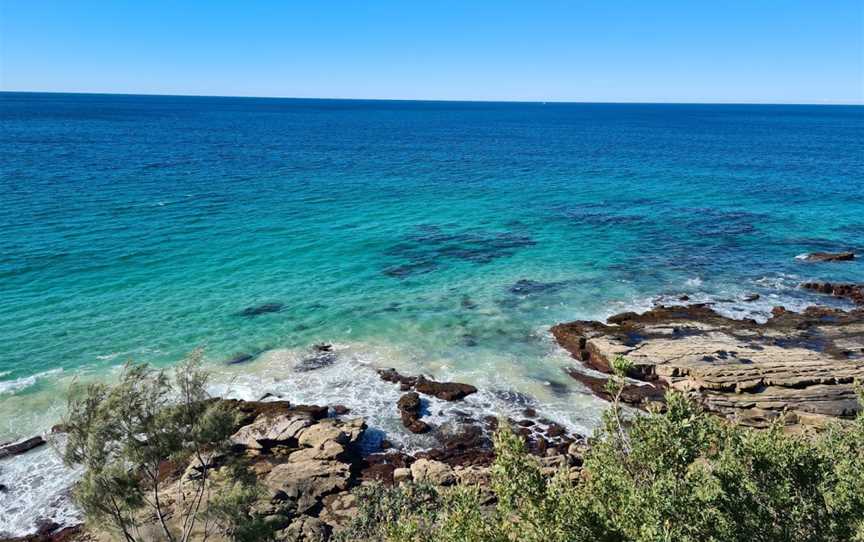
left=343, top=358, right=864, bottom=542
left=63, top=350, right=274, bottom=542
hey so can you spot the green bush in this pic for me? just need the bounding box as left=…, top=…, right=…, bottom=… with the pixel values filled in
left=63, top=351, right=273, bottom=542
left=341, top=359, right=864, bottom=542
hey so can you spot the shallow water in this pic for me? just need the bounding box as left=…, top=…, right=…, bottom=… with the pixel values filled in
left=1, top=93, right=863, bottom=534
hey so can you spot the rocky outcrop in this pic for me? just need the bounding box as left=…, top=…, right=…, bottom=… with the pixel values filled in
left=409, top=459, right=456, bottom=486
left=552, top=303, right=864, bottom=430
left=801, top=282, right=864, bottom=305
left=0, top=436, right=46, bottom=459
left=414, top=376, right=477, bottom=401
left=21, top=384, right=587, bottom=542
left=801, top=252, right=856, bottom=262
left=0, top=523, right=83, bottom=542
left=377, top=368, right=477, bottom=400
left=397, top=392, right=430, bottom=434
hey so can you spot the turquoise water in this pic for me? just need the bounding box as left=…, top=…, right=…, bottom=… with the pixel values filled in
left=1, top=92, right=863, bottom=533
left=2, top=92, right=864, bottom=426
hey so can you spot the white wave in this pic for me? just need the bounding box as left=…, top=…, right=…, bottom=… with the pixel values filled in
left=0, top=435, right=83, bottom=538
left=0, top=369, right=63, bottom=396
left=95, top=352, right=120, bottom=361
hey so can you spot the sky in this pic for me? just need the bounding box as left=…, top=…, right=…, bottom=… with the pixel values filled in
left=1, top=1, right=862, bottom=104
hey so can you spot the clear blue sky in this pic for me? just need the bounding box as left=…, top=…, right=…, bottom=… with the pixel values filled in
left=1, top=0, right=862, bottom=104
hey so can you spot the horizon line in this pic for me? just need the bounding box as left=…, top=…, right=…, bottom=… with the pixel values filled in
left=2, top=89, right=862, bottom=107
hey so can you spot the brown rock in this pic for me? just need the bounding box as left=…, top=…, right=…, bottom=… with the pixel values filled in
left=552, top=303, right=864, bottom=430
left=802, top=282, right=864, bottom=305
left=331, top=404, right=350, bottom=415
left=397, top=391, right=430, bottom=434
left=414, top=375, right=477, bottom=401
left=0, top=436, right=46, bottom=459
left=801, top=252, right=855, bottom=262
left=379, top=368, right=477, bottom=401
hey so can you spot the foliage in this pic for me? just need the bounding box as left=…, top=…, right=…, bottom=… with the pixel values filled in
left=341, top=357, right=864, bottom=542
left=63, top=350, right=272, bottom=542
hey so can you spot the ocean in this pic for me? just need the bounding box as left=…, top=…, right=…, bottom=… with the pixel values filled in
left=1, top=92, right=863, bottom=534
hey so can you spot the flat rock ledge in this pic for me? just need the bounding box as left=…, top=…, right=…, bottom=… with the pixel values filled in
left=552, top=302, right=864, bottom=430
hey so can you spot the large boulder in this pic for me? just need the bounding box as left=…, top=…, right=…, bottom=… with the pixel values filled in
left=230, top=413, right=314, bottom=450
left=265, top=460, right=352, bottom=514
left=410, top=458, right=456, bottom=486
left=414, top=375, right=477, bottom=401
left=397, top=392, right=430, bottom=434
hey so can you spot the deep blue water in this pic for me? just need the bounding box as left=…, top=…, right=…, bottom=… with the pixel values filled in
left=1, top=91, right=863, bottom=534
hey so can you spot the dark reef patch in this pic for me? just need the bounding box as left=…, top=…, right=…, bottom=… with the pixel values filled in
left=508, top=279, right=570, bottom=296
left=382, top=225, right=535, bottom=278
left=239, top=302, right=285, bottom=317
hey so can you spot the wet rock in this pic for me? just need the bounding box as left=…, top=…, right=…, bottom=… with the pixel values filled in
left=296, top=350, right=337, bottom=372
left=377, top=368, right=417, bottom=388
left=2, top=523, right=83, bottom=542
left=379, top=369, right=477, bottom=401
left=0, top=436, right=46, bottom=459
left=226, top=352, right=255, bottom=365
left=414, top=375, right=477, bottom=401
left=522, top=407, right=537, bottom=418
left=545, top=423, right=566, bottom=438
left=802, top=282, right=864, bottom=305
left=564, top=368, right=666, bottom=406
left=239, top=302, right=285, bottom=317
left=801, top=251, right=855, bottom=262
left=421, top=420, right=494, bottom=467
left=552, top=303, right=864, bottom=429
left=491, top=389, right=537, bottom=408
left=397, top=392, right=430, bottom=434
left=331, top=404, right=350, bottom=415
left=359, top=452, right=413, bottom=484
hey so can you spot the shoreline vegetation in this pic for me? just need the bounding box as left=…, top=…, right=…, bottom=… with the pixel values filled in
left=2, top=278, right=864, bottom=542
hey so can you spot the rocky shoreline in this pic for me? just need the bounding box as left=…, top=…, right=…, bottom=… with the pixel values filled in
left=1, top=369, right=585, bottom=542
left=4, top=279, right=864, bottom=541
left=553, top=282, right=864, bottom=431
